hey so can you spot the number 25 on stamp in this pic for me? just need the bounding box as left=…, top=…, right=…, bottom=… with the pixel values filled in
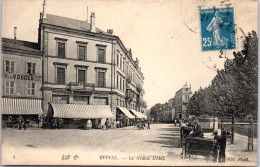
left=200, top=7, right=236, bottom=51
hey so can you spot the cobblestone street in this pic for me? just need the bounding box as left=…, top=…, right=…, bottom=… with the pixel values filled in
left=1, top=124, right=257, bottom=166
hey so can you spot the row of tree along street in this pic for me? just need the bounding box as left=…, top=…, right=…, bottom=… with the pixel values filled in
left=149, top=31, right=257, bottom=124
left=187, top=31, right=258, bottom=121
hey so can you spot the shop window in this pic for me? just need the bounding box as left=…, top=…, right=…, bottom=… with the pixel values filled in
left=5, top=81, right=15, bottom=94
left=78, top=69, right=86, bottom=83
left=5, top=60, right=14, bottom=72
left=78, top=45, right=86, bottom=60
left=57, top=67, right=66, bottom=84
left=58, top=42, right=66, bottom=58
left=27, top=62, right=36, bottom=75
left=27, top=82, right=36, bottom=95
left=52, top=95, right=69, bottom=104
left=73, top=96, right=89, bottom=104
left=94, top=97, right=108, bottom=105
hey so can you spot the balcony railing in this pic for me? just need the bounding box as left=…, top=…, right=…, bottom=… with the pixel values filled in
left=68, top=82, right=95, bottom=91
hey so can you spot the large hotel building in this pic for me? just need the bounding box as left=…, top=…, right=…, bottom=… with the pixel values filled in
left=1, top=8, right=147, bottom=128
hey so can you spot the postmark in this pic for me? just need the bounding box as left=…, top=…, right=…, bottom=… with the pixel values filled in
left=200, top=7, right=236, bottom=51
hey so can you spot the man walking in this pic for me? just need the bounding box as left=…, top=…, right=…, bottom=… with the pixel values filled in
left=147, top=120, right=150, bottom=130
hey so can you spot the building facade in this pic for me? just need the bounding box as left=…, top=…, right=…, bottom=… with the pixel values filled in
left=38, top=11, right=146, bottom=123
left=1, top=38, right=43, bottom=124
left=174, top=83, right=192, bottom=119
left=168, top=98, right=176, bottom=121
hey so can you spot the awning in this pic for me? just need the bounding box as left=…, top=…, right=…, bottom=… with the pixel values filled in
left=117, top=107, right=135, bottom=119
left=50, top=103, right=114, bottom=119
left=130, top=109, right=146, bottom=119
left=1, top=98, right=43, bottom=115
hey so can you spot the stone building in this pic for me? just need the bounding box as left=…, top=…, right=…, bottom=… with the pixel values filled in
left=1, top=37, right=43, bottom=125
left=38, top=8, right=146, bottom=125
left=174, top=83, right=192, bottom=119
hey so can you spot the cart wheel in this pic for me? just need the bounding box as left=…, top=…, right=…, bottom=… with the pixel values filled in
left=13, top=124, right=19, bottom=129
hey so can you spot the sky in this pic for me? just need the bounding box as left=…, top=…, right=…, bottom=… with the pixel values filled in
left=2, top=0, right=258, bottom=109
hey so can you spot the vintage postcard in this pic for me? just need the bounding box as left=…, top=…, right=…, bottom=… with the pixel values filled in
left=1, top=0, right=258, bottom=166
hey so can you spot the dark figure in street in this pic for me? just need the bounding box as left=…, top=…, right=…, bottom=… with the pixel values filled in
left=24, top=118, right=30, bottom=130
left=190, top=120, right=204, bottom=137
left=105, top=119, right=109, bottom=130
left=147, top=120, right=150, bottom=130
left=52, top=118, right=58, bottom=129
left=18, top=115, right=24, bottom=130
left=215, top=129, right=227, bottom=163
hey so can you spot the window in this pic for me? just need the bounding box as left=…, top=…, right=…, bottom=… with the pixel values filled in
left=27, top=62, right=36, bottom=75
left=5, top=81, right=15, bottom=94
left=123, top=80, right=125, bottom=92
left=27, top=82, right=36, bottom=95
left=58, top=42, right=65, bottom=58
left=120, top=78, right=122, bottom=90
left=97, top=71, right=105, bottom=87
left=117, top=54, right=119, bottom=66
left=78, top=70, right=86, bottom=83
left=74, top=96, right=89, bottom=104
left=5, top=60, right=14, bottom=72
left=120, top=56, right=122, bottom=69
left=185, top=95, right=189, bottom=101
left=116, top=75, right=119, bottom=89
left=98, top=48, right=105, bottom=63
left=94, top=97, right=108, bottom=105
left=123, top=60, right=125, bottom=72
left=78, top=45, right=86, bottom=60
left=57, top=67, right=66, bottom=84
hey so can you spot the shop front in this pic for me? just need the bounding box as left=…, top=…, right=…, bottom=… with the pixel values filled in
left=1, top=98, right=43, bottom=128
left=116, top=107, right=135, bottom=128
left=48, top=103, right=114, bottom=129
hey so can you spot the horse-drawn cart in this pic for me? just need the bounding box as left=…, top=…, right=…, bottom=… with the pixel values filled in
left=182, top=137, right=220, bottom=162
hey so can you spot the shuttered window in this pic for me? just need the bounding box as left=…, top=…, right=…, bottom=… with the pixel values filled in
left=98, top=48, right=105, bottom=63
left=58, top=42, right=65, bottom=58
left=79, top=46, right=86, bottom=60
left=57, top=67, right=65, bottom=84
left=78, top=70, right=86, bottom=83
left=97, top=71, right=105, bottom=87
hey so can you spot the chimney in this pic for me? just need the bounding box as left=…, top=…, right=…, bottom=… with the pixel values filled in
left=90, top=12, right=96, bottom=32
left=42, top=0, right=47, bottom=19
left=14, top=27, right=17, bottom=40
left=107, top=29, right=113, bottom=35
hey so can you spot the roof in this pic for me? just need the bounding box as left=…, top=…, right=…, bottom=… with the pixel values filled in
left=44, top=14, right=108, bottom=35
left=50, top=103, right=114, bottom=119
left=2, top=38, right=41, bottom=54
left=2, top=98, right=43, bottom=115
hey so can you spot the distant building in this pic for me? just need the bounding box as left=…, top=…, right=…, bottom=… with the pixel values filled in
left=168, top=98, right=176, bottom=121
left=174, top=83, right=192, bottom=119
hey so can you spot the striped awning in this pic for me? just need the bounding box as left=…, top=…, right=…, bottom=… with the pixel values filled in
left=1, top=98, right=43, bottom=115
left=117, top=107, right=135, bottom=119
left=130, top=109, right=146, bottom=119
left=50, top=103, right=114, bottom=119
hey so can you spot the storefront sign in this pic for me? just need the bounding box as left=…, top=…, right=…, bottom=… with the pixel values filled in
left=13, top=74, right=34, bottom=80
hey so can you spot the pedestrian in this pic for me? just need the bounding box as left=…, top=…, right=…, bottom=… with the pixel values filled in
left=147, top=120, right=150, bottom=130
left=174, top=119, right=177, bottom=126
left=215, top=129, right=227, bottom=163
left=52, top=118, right=58, bottom=129
left=58, top=118, right=63, bottom=129
left=105, top=118, right=109, bottom=130
left=24, top=118, right=30, bottom=130
left=18, top=115, right=24, bottom=130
